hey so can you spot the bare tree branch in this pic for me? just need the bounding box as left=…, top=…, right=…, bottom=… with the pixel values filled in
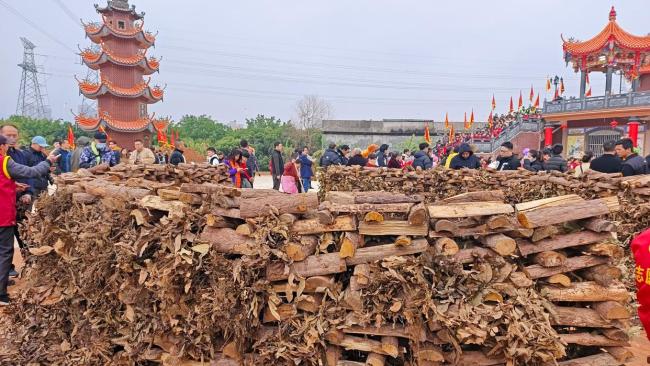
left=294, top=95, right=333, bottom=130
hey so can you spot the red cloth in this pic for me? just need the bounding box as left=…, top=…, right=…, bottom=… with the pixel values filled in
left=283, top=162, right=299, bottom=180
left=0, top=155, right=17, bottom=226
left=632, top=228, right=650, bottom=340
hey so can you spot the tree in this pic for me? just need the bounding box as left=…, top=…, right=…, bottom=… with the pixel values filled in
left=294, top=95, right=332, bottom=130
left=175, top=115, right=230, bottom=142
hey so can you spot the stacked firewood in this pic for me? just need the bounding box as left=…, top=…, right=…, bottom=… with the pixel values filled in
left=319, top=166, right=650, bottom=241
left=3, top=164, right=633, bottom=365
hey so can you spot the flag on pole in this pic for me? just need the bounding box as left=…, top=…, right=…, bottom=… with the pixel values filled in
left=98, top=125, right=111, bottom=141
left=529, top=85, right=534, bottom=103
left=509, top=96, right=514, bottom=113
left=585, top=73, right=592, bottom=97
left=67, top=125, right=75, bottom=149
left=444, top=112, right=449, bottom=129
left=546, top=77, right=551, bottom=92
left=533, top=93, right=540, bottom=111
left=464, top=112, right=468, bottom=129
left=488, top=110, right=493, bottom=129
left=424, top=122, right=431, bottom=144
left=554, top=88, right=559, bottom=100
left=560, top=79, right=565, bottom=95
left=491, top=94, right=496, bottom=110
left=449, top=125, right=454, bottom=141
left=518, top=91, right=523, bottom=110
left=470, top=110, right=475, bottom=127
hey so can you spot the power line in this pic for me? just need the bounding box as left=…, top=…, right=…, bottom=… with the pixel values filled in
left=51, top=0, right=81, bottom=26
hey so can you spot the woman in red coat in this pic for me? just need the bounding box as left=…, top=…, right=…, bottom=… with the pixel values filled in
left=632, top=228, right=650, bottom=340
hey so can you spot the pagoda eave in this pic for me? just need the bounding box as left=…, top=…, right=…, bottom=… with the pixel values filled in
left=85, top=24, right=155, bottom=48
left=79, top=82, right=163, bottom=103
left=75, top=114, right=154, bottom=133
left=81, top=53, right=159, bottom=75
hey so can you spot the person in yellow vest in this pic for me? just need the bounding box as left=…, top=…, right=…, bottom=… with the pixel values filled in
left=444, top=146, right=460, bottom=169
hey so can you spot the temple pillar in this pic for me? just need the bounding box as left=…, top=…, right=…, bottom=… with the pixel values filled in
left=628, top=117, right=640, bottom=147
left=605, top=66, right=613, bottom=94
left=544, top=125, right=554, bottom=147
left=579, top=70, right=587, bottom=98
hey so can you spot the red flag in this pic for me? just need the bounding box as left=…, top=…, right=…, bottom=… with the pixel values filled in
left=491, top=94, right=496, bottom=110
left=529, top=85, right=534, bottom=103
left=533, top=93, right=540, bottom=110
left=488, top=110, right=493, bottom=129
left=464, top=112, right=468, bottom=129
left=449, top=125, right=454, bottom=141
left=560, top=79, right=565, bottom=95
left=444, top=112, right=449, bottom=129
left=67, top=125, right=75, bottom=149
left=546, top=77, right=551, bottom=92
left=509, top=96, right=514, bottom=113
left=470, top=110, right=475, bottom=126
left=424, top=122, right=431, bottom=144
left=98, top=125, right=111, bottom=141
left=554, top=88, right=559, bottom=100
left=585, top=73, right=592, bottom=97
left=518, top=91, right=523, bottom=110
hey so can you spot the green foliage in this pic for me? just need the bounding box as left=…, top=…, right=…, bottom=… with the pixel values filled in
left=175, top=115, right=231, bottom=142
left=0, top=115, right=90, bottom=146
left=395, top=134, right=422, bottom=152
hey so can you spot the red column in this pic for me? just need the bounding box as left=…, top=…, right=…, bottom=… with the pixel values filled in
left=628, top=121, right=640, bottom=147
left=544, top=125, right=553, bottom=146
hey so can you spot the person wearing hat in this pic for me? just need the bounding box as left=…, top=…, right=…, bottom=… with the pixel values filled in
left=23, top=136, right=51, bottom=199
left=78, top=131, right=117, bottom=169
left=0, top=134, right=58, bottom=305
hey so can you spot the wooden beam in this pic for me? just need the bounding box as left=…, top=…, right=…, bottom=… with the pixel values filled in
left=428, top=202, right=514, bottom=219
left=540, top=281, right=630, bottom=302
left=517, top=231, right=611, bottom=257
left=346, top=239, right=429, bottom=266
left=557, top=352, right=618, bottom=366
left=558, top=333, right=629, bottom=347
left=292, top=215, right=357, bottom=235
left=525, top=255, right=609, bottom=279
left=517, top=199, right=610, bottom=229
left=318, top=201, right=413, bottom=214
left=359, top=220, right=428, bottom=236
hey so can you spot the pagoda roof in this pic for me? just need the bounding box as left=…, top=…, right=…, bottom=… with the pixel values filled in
left=80, top=46, right=159, bottom=74
left=83, top=18, right=155, bottom=48
left=75, top=112, right=159, bottom=132
left=77, top=77, right=164, bottom=103
left=95, top=1, right=144, bottom=20
left=563, top=7, right=650, bottom=56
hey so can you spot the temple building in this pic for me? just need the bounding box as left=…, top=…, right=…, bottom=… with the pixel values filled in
left=75, top=0, right=168, bottom=147
left=543, top=7, right=650, bottom=157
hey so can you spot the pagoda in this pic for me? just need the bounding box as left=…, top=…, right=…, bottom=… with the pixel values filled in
left=543, top=7, right=650, bottom=156
left=75, top=0, right=168, bottom=148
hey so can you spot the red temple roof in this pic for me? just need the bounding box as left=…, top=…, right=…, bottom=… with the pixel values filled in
left=77, top=77, right=163, bottom=103
left=80, top=46, right=159, bottom=74
left=75, top=112, right=158, bottom=132
left=563, top=7, right=650, bottom=56
left=83, top=18, right=155, bottom=48
left=95, top=1, right=144, bottom=20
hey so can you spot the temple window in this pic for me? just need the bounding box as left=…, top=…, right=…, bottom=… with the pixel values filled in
left=118, top=21, right=126, bottom=29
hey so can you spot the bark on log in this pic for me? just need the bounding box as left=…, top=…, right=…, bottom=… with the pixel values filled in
left=558, top=333, right=629, bottom=347
left=205, top=214, right=236, bottom=228
left=437, top=190, right=505, bottom=204
left=317, top=209, right=335, bottom=225
left=415, top=344, right=444, bottom=363
left=340, top=232, right=361, bottom=259
left=140, top=196, right=187, bottom=219
left=517, top=199, right=610, bottom=229
left=581, top=264, right=622, bottom=286
left=581, top=218, right=616, bottom=232
left=199, top=227, right=257, bottom=255
left=325, top=331, right=399, bottom=357
left=593, top=301, right=630, bottom=320
left=270, top=276, right=337, bottom=294
left=531, top=225, right=559, bottom=242
left=557, top=352, right=618, bottom=366
left=517, top=231, right=611, bottom=257
left=82, top=181, right=151, bottom=200
left=525, top=255, right=609, bottom=279
left=480, top=234, right=516, bottom=256
left=72, top=192, right=98, bottom=204
left=434, top=238, right=459, bottom=256
left=407, top=203, right=427, bottom=225
left=546, top=274, right=571, bottom=287
left=342, top=324, right=427, bottom=342
left=550, top=305, right=617, bottom=328
left=358, top=220, right=428, bottom=236
left=318, top=201, right=413, bottom=214
left=541, top=281, right=630, bottom=302
left=324, top=346, right=341, bottom=366
left=365, top=353, right=386, bottom=366
left=602, top=328, right=628, bottom=342
left=262, top=303, right=297, bottom=323
left=514, top=194, right=584, bottom=212
left=292, top=215, right=357, bottom=235
left=433, top=219, right=459, bottom=234
left=239, top=192, right=318, bottom=218
left=532, top=251, right=567, bottom=267
left=346, top=239, right=429, bottom=266
left=584, top=243, right=624, bottom=259
left=325, top=191, right=422, bottom=204
left=210, top=207, right=241, bottom=219
left=452, top=247, right=500, bottom=264
left=266, top=253, right=347, bottom=281
left=428, top=202, right=514, bottom=219
left=180, top=183, right=239, bottom=195
left=158, top=188, right=181, bottom=201
left=284, top=236, right=319, bottom=261
left=603, top=346, right=633, bottom=363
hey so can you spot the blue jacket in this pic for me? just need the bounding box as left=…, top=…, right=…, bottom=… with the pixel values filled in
left=412, top=150, right=432, bottom=170
left=450, top=143, right=481, bottom=170
left=57, top=149, right=72, bottom=174
left=23, top=147, right=49, bottom=192
left=299, top=154, right=313, bottom=178
left=7, top=147, right=32, bottom=196
left=320, top=148, right=341, bottom=167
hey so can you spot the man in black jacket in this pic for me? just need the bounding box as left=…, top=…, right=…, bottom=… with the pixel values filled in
left=270, top=142, right=284, bottom=190
left=450, top=143, right=480, bottom=169
left=615, top=138, right=648, bottom=176
left=544, top=144, right=568, bottom=172
left=320, top=143, right=342, bottom=167
left=590, top=141, right=622, bottom=174
left=169, top=141, right=186, bottom=166
left=376, top=144, right=389, bottom=167
left=495, top=141, right=520, bottom=171
left=412, top=143, right=432, bottom=170
left=24, top=136, right=51, bottom=198
left=346, top=148, right=368, bottom=167
left=337, top=145, right=350, bottom=166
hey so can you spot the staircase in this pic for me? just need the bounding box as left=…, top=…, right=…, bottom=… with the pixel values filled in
left=473, top=118, right=543, bottom=154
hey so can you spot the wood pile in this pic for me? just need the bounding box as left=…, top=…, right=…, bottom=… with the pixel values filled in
left=2, top=168, right=634, bottom=365
left=319, top=166, right=650, bottom=242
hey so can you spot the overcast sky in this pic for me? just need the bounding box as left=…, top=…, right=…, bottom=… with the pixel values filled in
left=0, top=0, right=647, bottom=124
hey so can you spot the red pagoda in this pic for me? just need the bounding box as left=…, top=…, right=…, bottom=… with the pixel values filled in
left=75, top=0, right=168, bottom=148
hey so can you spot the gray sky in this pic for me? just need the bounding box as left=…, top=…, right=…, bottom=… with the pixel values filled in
left=0, top=0, right=647, bottom=124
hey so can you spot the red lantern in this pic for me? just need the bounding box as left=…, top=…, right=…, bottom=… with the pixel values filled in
left=610, top=120, right=618, bottom=128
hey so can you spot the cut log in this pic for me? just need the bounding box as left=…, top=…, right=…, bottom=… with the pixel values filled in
left=140, top=195, right=187, bottom=218
left=284, top=236, right=318, bottom=262
left=318, top=201, right=413, bottom=214
left=581, top=264, right=622, bottom=286
left=266, top=253, right=347, bottom=281
left=407, top=203, right=427, bottom=225
left=433, top=238, right=459, bottom=256
left=262, top=303, right=297, bottom=323
left=533, top=251, right=567, bottom=267
left=480, top=234, right=516, bottom=256
left=593, top=301, right=630, bottom=320
left=517, top=199, right=610, bottom=228
left=340, top=232, right=361, bottom=259
left=72, top=192, right=97, bottom=204
left=584, top=243, right=624, bottom=259
left=514, top=194, right=584, bottom=212
left=547, top=274, right=571, bottom=287
left=341, top=287, right=362, bottom=311
left=603, top=346, right=633, bottom=363
left=235, top=223, right=253, bottom=236
left=550, top=305, right=617, bottom=328
left=600, top=195, right=620, bottom=212
left=517, top=231, right=611, bottom=257
left=394, top=236, right=412, bottom=246
left=296, top=294, right=323, bottom=313
left=438, top=190, right=505, bottom=204
left=325, top=346, right=341, bottom=366
left=292, top=215, right=357, bottom=235
left=428, top=202, right=514, bottom=219
left=205, top=214, right=235, bottom=228
left=358, top=220, right=428, bottom=236
left=364, top=211, right=384, bottom=223
left=433, top=219, right=458, bottom=234
left=82, top=181, right=151, bottom=200
left=541, top=281, right=629, bottom=302
left=485, top=215, right=514, bottom=229
left=559, top=333, right=629, bottom=347
left=525, top=255, right=609, bottom=279
left=602, top=328, right=628, bottom=342
left=130, top=209, right=151, bottom=226
left=342, top=324, right=426, bottom=342
left=452, top=247, right=499, bottom=264
left=180, top=182, right=239, bottom=195
left=346, top=239, right=429, bottom=266
left=365, top=353, right=385, bottom=366
left=210, top=207, right=241, bottom=219
left=271, top=276, right=337, bottom=294
left=509, top=272, right=533, bottom=288
left=557, top=352, right=618, bottom=366
left=415, top=344, right=444, bottom=363
left=325, top=332, right=399, bottom=357
left=178, top=192, right=202, bottom=205
left=380, top=337, right=399, bottom=358
left=352, top=264, right=371, bottom=289
left=317, top=209, right=335, bottom=225
left=239, top=192, right=318, bottom=218
left=158, top=188, right=181, bottom=201
left=581, top=218, right=616, bottom=232
left=278, top=213, right=298, bottom=225
left=445, top=351, right=504, bottom=365
left=531, top=225, right=559, bottom=242
left=325, top=191, right=422, bottom=204
left=199, top=227, right=257, bottom=255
